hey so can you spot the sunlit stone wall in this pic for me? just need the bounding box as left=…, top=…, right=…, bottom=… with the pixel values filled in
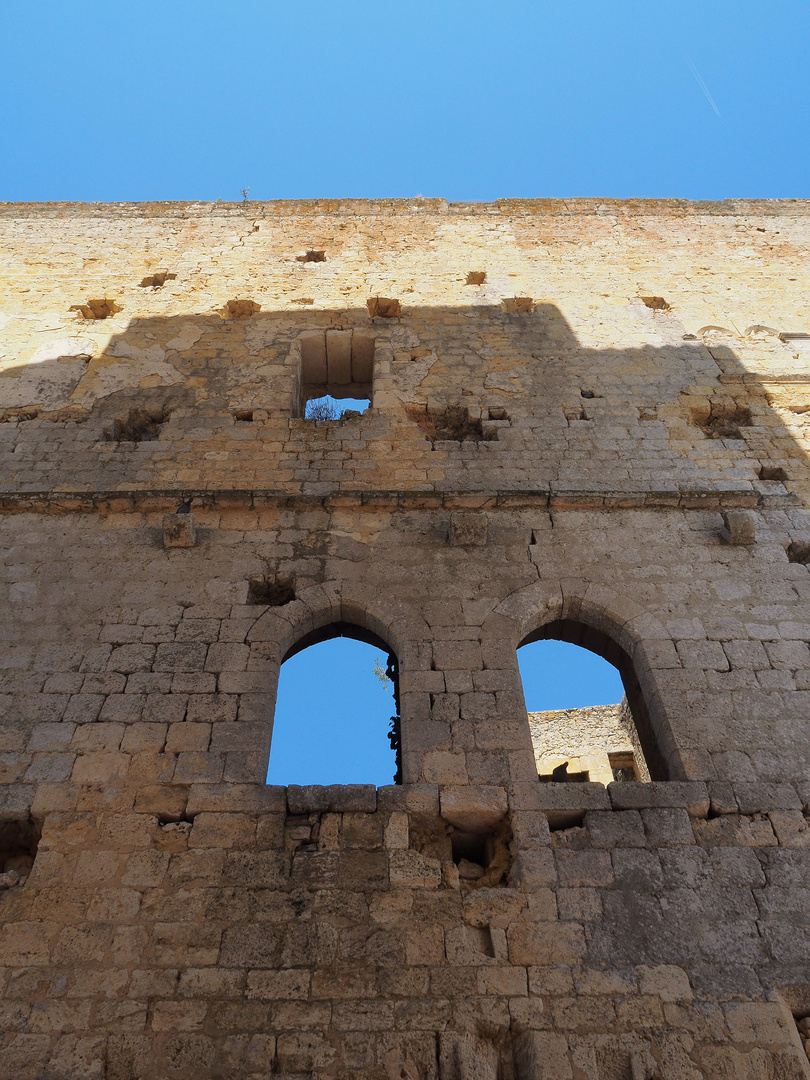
left=1, top=200, right=810, bottom=1078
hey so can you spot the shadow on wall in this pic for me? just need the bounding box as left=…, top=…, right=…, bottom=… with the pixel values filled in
left=0, top=301, right=808, bottom=506
left=2, top=300, right=809, bottom=788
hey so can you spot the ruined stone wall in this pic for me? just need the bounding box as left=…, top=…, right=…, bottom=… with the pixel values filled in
left=1, top=200, right=810, bottom=1078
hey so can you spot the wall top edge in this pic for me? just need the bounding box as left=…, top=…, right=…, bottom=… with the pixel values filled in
left=0, top=197, right=808, bottom=219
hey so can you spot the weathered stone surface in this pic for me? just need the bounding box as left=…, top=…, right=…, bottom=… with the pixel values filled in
left=0, top=198, right=808, bottom=1076
left=287, top=784, right=377, bottom=814
left=439, top=785, right=507, bottom=830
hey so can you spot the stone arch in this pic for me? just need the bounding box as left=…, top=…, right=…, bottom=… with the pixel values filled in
left=485, top=580, right=685, bottom=781
left=247, top=581, right=432, bottom=784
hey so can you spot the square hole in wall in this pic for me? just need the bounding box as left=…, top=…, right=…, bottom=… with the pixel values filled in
left=299, top=330, right=374, bottom=419
left=247, top=575, right=296, bottom=606
left=608, top=752, right=639, bottom=782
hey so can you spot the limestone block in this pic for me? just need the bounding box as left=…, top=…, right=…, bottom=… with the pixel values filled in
left=163, top=513, right=196, bottom=548
left=384, top=811, right=409, bottom=849
left=439, top=1033, right=499, bottom=1080
left=733, top=782, right=802, bottom=814
left=584, top=810, right=646, bottom=848
left=522, top=782, right=610, bottom=828
left=507, top=849, right=556, bottom=889
left=449, top=511, right=488, bottom=547
left=287, top=784, right=377, bottom=814
left=640, top=807, right=696, bottom=847
left=608, top=781, right=710, bottom=818
left=185, top=783, right=285, bottom=816
left=389, top=849, right=441, bottom=888
left=440, top=785, right=507, bottom=831
left=719, top=509, right=756, bottom=545
left=507, top=919, right=587, bottom=966
left=513, top=1031, right=573, bottom=1080
left=768, top=810, right=810, bottom=847
left=555, top=849, right=614, bottom=888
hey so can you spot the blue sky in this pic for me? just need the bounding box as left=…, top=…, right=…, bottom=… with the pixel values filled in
left=2, top=0, right=807, bottom=202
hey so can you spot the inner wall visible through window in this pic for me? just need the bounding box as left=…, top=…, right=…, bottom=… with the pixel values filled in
left=517, top=640, right=624, bottom=711
left=518, top=639, right=650, bottom=784
left=266, top=638, right=398, bottom=786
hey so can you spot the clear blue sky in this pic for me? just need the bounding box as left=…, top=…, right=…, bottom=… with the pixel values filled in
left=2, top=0, right=807, bottom=202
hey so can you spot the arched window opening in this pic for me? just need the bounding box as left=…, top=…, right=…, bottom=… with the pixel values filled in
left=267, top=622, right=400, bottom=786
left=518, top=619, right=667, bottom=783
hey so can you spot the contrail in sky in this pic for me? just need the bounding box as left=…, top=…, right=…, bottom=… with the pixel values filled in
left=687, top=58, right=721, bottom=118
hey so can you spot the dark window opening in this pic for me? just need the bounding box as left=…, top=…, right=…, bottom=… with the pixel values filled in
left=519, top=623, right=666, bottom=782
left=296, top=250, right=326, bottom=263
left=299, top=330, right=374, bottom=418
left=234, top=410, right=254, bottom=422
left=609, top=752, right=639, bottom=782
left=268, top=623, right=400, bottom=786
left=0, top=819, right=41, bottom=889
left=447, top=820, right=512, bottom=887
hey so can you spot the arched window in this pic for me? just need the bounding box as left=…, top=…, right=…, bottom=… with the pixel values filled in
left=266, top=622, right=400, bottom=786
left=518, top=619, right=667, bottom=782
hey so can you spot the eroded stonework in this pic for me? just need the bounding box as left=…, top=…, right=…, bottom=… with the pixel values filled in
left=1, top=199, right=810, bottom=1078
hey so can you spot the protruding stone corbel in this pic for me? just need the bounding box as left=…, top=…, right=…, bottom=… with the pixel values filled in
left=719, top=509, right=756, bottom=546
left=163, top=513, right=196, bottom=548
left=449, top=511, right=488, bottom=547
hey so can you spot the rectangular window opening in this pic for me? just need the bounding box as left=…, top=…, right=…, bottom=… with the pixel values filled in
left=299, top=330, right=374, bottom=419
left=608, top=751, right=639, bottom=783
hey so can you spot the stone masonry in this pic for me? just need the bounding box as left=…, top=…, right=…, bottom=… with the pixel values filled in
left=1, top=199, right=810, bottom=1077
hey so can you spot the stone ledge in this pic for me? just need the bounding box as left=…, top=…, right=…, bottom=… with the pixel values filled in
left=732, top=783, right=803, bottom=815
left=607, top=781, right=709, bottom=817
left=439, top=785, right=508, bottom=831
left=287, top=784, right=377, bottom=815
left=0, top=487, right=784, bottom=515
left=186, top=784, right=286, bottom=816
left=377, top=784, right=439, bottom=815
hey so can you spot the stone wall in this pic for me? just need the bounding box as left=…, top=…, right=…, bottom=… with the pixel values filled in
left=528, top=701, right=650, bottom=784
left=1, top=199, right=810, bottom=1078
